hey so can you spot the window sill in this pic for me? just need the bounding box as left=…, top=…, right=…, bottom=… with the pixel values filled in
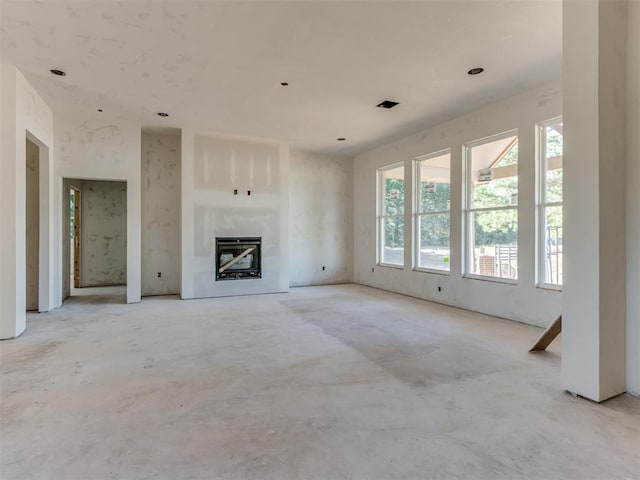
left=537, top=284, right=563, bottom=292
left=463, top=274, right=518, bottom=286
left=413, top=267, right=450, bottom=276
left=377, top=263, right=405, bottom=270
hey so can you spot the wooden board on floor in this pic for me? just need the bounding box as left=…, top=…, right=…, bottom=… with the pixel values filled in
left=529, top=315, right=562, bottom=352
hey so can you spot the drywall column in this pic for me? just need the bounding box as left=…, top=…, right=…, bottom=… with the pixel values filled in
left=0, top=66, right=20, bottom=337
left=0, top=66, right=54, bottom=339
left=626, top=0, right=640, bottom=396
left=562, top=0, right=627, bottom=401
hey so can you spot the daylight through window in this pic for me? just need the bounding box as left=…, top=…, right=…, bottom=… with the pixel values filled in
left=378, top=163, right=405, bottom=266
left=538, top=118, right=563, bottom=287
left=465, top=131, right=519, bottom=280
left=414, top=150, right=451, bottom=272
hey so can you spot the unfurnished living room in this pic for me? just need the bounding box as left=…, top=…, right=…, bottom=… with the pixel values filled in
left=0, top=1, right=639, bottom=479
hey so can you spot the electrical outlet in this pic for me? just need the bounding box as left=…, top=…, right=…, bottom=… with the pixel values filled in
left=157, top=272, right=162, bottom=278
left=371, top=267, right=375, bottom=273
left=322, top=266, right=326, bottom=271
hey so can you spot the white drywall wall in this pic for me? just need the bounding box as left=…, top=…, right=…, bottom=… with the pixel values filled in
left=53, top=115, right=141, bottom=304
left=0, top=65, right=53, bottom=339
left=353, top=81, right=562, bottom=328
left=80, top=180, right=127, bottom=287
left=627, top=0, right=640, bottom=397
left=26, top=138, right=39, bottom=310
left=181, top=131, right=289, bottom=298
left=289, top=150, right=353, bottom=286
left=141, top=132, right=181, bottom=296
left=562, top=0, right=627, bottom=401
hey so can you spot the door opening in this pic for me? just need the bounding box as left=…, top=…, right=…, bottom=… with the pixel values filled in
left=63, top=179, right=127, bottom=304
left=26, top=138, right=39, bottom=312
left=70, top=186, right=81, bottom=288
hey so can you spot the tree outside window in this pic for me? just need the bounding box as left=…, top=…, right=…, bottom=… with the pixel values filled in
left=378, top=164, right=405, bottom=266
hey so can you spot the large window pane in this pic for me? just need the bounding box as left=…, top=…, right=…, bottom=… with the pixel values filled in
left=469, top=135, right=518, bottom=209
left=543, top=206, right=563, bottom=285
left=382, top=165, right=404, bottom=216
left=418, top=151, right=450, bottom=213
left=544, top=123, right=563, bottom=203
left=470, top=209, right=518, bottom=279
left=538, top=118, right=563, bottom=287
left=417, top=214, right=450, bottom=271
left=382, top=217, right=404, bottom=265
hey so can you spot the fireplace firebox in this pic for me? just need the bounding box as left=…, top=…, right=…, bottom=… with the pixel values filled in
left=216, top=237, right=262, bottom=280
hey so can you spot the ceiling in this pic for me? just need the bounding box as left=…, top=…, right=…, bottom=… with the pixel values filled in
left=1, top=1, right=562, bottom=156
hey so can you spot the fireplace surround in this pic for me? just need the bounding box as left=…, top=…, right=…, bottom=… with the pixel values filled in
left=215, top=237, right=262, bottom=280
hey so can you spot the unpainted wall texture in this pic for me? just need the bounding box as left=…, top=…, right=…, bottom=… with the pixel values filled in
left=289, top=150, right=353, bottom=286
left=80, top=180, right=127, bottom=287
left=25, top=138, right=39, bottom=310
left=141, top=132, right=181, bottom=296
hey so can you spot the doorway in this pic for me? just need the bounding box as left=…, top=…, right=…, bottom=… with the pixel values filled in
left=63, top=179, right=127, bottom=304
left=26, top=138, right=39, bottom=311
left=70, top=186, right=81, bottom=288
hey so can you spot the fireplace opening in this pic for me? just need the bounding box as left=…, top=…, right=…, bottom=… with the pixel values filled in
left=216, top=237, right=262, bottom=280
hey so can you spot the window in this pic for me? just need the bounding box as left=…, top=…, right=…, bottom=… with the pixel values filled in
left=377, top=163, right=405, bottom=266
left=537, top=118, right=563, bottom=287
left=414, top=150, right=451, bottom=272
left=465, top=131, right=519, bottom=281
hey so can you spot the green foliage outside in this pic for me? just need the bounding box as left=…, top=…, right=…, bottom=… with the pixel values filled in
left=383, top=178, right=404, bottom=248
left=383, top=133, right=563, bottom=253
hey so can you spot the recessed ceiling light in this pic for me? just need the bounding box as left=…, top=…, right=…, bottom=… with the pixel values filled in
left=157, top=112, right=169, bottom=117
left=467, top=67, right=484, bottom=75
left=376, top=100, right=399, bottom=109
left=280, top=82, right=289, bottom=86
left=337, top=137, right=346, bottom=141
left=49, top=69, right=66, bottom=76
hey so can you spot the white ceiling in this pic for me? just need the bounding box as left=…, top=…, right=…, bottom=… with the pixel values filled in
left=1, top=1, right=562, bottom=155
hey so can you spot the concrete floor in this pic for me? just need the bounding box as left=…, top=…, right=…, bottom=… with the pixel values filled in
left=1, top=284, right=638, bottom=479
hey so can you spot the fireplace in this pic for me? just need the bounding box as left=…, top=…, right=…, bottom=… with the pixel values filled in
left=216, top=237, right=262, bottom=280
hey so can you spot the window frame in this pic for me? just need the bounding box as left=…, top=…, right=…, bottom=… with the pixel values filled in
left=463, top=129, right=519, bottom=284
left=413, top=149, right=451, bottom=275
left=536, top=116, right=563, bottom=290
left=377, top=162, right=406, bottom=268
